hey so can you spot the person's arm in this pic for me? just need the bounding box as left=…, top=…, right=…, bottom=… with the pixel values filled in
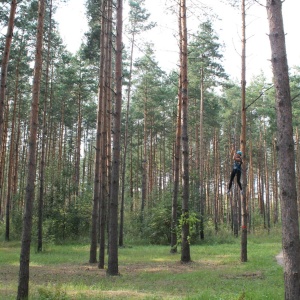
left=234, top=153, right=242, bottom=163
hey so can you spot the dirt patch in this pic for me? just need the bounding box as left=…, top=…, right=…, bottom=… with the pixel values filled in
left=221, top=271, right=264, bottom=280
left=0, top=263, right=107, bottom=286
left=0, top=260, right=206, bottom=285
left=1, top=259, right=227, bottom=292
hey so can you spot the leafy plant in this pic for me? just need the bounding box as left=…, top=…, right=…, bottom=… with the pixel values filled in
left=177, top=211, right=199, bottom=246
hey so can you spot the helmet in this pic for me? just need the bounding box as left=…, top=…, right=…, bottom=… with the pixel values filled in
left=236, top=150, right=242, bottom=156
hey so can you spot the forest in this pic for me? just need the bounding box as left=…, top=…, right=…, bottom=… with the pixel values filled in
left=1, top=0, right=300, bottom=299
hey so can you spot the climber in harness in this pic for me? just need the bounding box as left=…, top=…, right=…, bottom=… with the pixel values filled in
left=227, top=146, right=243, bottom=195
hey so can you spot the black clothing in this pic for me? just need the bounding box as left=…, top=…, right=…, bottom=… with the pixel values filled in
left=228, top=168, right=242, bottom=191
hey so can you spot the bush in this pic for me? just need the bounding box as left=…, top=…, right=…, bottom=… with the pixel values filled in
left=144, top=205, right=172, bottom=245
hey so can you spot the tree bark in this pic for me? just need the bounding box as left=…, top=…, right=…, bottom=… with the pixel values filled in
left=37, top=0, right=53, bottom=252
left=119, top=28, right=135, bottom=249
left=107, top=0, right=123, bottom=276
left=17, top=0, right=45, bottom=298
left=180, top=0, right=191, bottom=263
left=171, top=3, right=183, bottom=253
left=98, top=0, right=109, bottom=269
left=89, top=0, right=107, bottom=264
left=266, top=1, right=300, bottom=298
left=272, top=136, right=279, bottom=224
left=240, top=0, right=248, bottom=263
left=199, top=67, right=205, bottom=240
left=0, top=0, right=17, bottom=219
left=264, top=133, right=270, bottom=233
left=141, top=93, right=148, bottom=217
left=4, top=36, right=24, bottom=240
left=171, top=68, right=182, bottom=253
left=0, top=0, right=17, bottom=151
left=5, top=67, right=18, bottom=242
left=74, top=91, right=82, bottom=196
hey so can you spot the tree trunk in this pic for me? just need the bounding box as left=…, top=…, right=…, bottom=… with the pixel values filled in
left=141, top=93, right=148, bottom=217
left=89, top=0, right=108, bottom=264
left=58, top=104, right=65, bottom=173
left=264, top=133, right=270, bottom=233
left=0, top=101, right=8, bottom=218
left=171, top=66, right=182, bottom=253
left=101, top=0, right=113, bottom=269
left=98, top=0, right=108, bottom=269
left=240, top=0, right=248, bottom=263
left=248, top=138, right=253, bottom=232
left=295, top=128, right=300, bottom=223
left=199, top=67, right=205, bottom=240
left=266, top=1, right=300, bottom=298
left=119, top=29, right=135, bottom=248
left=232, top=192, right=239, bottom=237
left=272, top=136, right=279, bottom=224
left=107, top=0, right=123, bottom=276
left=5, top=37, right=24, bottom=240
left=180, top=0, right=190, bottom=263
left=0, top=1, right=17, bottom=220
left=17, top=0, right=45, bottom=298
left=0, top=0, right=17, bottom=151
left=5, top=69, right=18, bottom=241
left=213, top=129, right=219, bottom=232
left=74, top=91, right=82, bottom=196
left=171, top=3, right=183, bottom=253
left=37, top=0, right=53, bottom=252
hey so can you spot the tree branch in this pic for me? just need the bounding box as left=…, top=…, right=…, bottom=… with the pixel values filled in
left=245, top=84, right=274, bottom=110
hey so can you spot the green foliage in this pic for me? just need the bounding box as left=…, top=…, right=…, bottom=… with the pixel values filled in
left=41, top=200, right=91, bottom=243
left=198, top=219, right=238, bottom=245
left=10, top=207, right=23, bottom=240
left=177, top=212, right=199, bottom=246
left=122, top=191, right=178, bottom=245
left=144, top=204, right=172, bottom=245
left=123, top=207, right=171, bottom=245
left=127, top=0, right=156, bottom=35
left=126, top=196, right=200, bottom=246
left=31, top=181, right=92, bottom=244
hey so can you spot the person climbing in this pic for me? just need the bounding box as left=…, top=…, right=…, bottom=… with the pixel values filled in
left=227, top=145, right=243, bottom=194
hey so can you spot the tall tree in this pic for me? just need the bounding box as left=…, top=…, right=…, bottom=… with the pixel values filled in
left=99, top=0, right=112, bottom=269
left=119, top=0, right=155, bottom=247
left=107, top=0, right=123, bottom=276
left=171, top=14, right=182, bottom=252
left=0, top=0, right=17, bottom=155
left=5, top=62, right=19, bottom=242
left=17, top=0, right=45, bottom=298
left=89, top=0, right=107, bottom=264
left=37, top=0, right=54, bottom=253
left=240, top=0, right=248, bottom=263
left=188, top=20, right=228, bottom=239
left=180, top=0, right=191, bottom=263
left=266, top=0, right=300, bottom=298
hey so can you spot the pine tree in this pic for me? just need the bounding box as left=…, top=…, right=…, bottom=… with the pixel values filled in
left=266, top=0, right=300, bottom=298
left=17, top=0, right=45, bottom=298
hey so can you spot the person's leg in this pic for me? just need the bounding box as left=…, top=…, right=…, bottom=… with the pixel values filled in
left=236, top=170, right=242, bottom=191
left=228, top=169, right=236, bottom=191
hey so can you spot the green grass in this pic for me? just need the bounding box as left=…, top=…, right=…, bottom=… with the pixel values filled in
left=0, top=233, right=283, bottom=299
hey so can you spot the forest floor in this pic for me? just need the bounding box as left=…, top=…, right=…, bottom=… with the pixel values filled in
left=0, top=258, right=279, bottom=299
left=0, top=238, right=284, bottom=300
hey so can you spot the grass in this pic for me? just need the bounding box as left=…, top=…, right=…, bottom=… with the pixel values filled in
left=0, top=232, right=283, bottom=300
